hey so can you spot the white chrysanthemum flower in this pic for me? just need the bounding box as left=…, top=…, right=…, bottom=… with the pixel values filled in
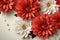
left=15, top=17, right=31, bottom=38
left=40, top=0, right=59, bottom=14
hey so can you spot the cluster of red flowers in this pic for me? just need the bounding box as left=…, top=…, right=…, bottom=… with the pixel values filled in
left=0, top=0, right=60, bottom=40
left=0, top=0, right=40, bottom=21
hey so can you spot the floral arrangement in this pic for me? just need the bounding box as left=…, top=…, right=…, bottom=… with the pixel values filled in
left=0, top=0, right=60, bottom=40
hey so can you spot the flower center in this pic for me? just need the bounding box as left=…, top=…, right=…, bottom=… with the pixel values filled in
left=22, top=25, right=27, bottom=30
left=25, top=7, right=31, bottom=13
left=41, top=24, right=48, bottom=30
left=23, top=4, right=32, bottom=13
left=42, top=26, right=48, bottom=30
left=47, top=3, right=51, bottom=7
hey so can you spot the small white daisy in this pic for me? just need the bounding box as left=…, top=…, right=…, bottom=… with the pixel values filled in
left=15, top=17, right=31, bottom=38
left=40, top=0, right=59, bottom=14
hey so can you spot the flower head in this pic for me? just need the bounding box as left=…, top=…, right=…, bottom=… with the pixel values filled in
left=55, top=0, right=60, bottom=5
left=52, top=13, right=60, bottom=29
left=40, top=0, right=59, bottom=14
left=0, top=0, right=15, bottom=14
left=15, top=17, right=31, bottom=38
left=55, top=0, right=60, bottom=12
left=32, top=14, right=56, bottom=40
left=15, top=0, right=40, bottom=21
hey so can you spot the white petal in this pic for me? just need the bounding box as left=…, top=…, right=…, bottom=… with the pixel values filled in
left=25, top=34, right=28, bottom=38
left=48, top=11, right=51, bottom=14
left=27, top=30, right=30, bottom=34
left=28, top=27, right=31, bottom=31
left=21, top=33, right=26, bottom=38
left=56, top=6, right=59, bottom=12
left=42, top=8, right=48, bottom=12
left=52, top=6, right=57, bottom=13
left=17, top=30, right=23, bottom=34
left=45, top=9, right=50, bottom=14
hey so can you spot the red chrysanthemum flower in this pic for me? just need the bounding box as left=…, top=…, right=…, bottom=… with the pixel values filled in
left=15, top=0, right=40, bottom=21
left=32, top=14, right=56, bottom=40
left=55, top=0, right=60, bottom=11
left=52, top=13, right=60, bottom=29
left=0, top=0, right=15, bottom=14
left=55, top=0, right=60, bottom=5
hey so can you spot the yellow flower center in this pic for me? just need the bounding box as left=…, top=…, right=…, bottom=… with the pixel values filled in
left=42, top=26, right=46, bottom=29
left=22, top=25, right=27, bottom=30
left=47, top=3, right=51, bottom=7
